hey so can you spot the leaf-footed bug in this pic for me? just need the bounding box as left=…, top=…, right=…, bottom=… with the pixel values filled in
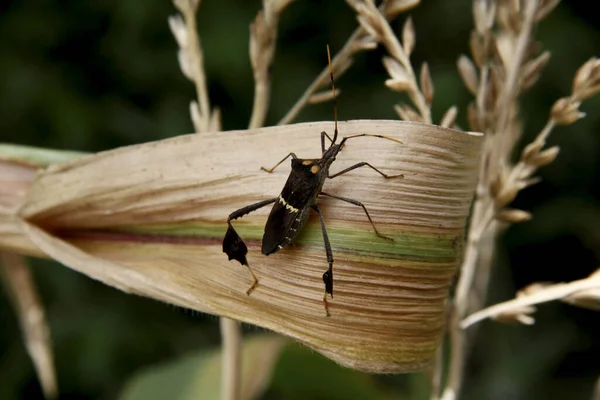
left=223, top=45, right=403, bottom=316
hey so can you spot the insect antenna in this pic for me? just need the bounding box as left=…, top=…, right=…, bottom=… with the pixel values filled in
left=339, top=133, right=403, bottom=147
left=326, top=44, right=338, bottom=144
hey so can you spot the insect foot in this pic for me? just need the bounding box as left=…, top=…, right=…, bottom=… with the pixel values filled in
left=322, top=266, right=333, bottom=317
left=223, top=223, right=261, bottom=295
left=245, top=272, right=259, bottom=295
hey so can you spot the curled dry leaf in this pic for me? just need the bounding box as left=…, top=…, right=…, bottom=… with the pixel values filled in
left=0, top=120, right=482, bottom=373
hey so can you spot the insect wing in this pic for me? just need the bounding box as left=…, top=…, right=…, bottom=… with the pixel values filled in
left=261, top=197, right=307, bottom=255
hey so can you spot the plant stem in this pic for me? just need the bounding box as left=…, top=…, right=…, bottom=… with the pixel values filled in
left=179, top=0, right=212, bottom=132
left=220, top=317, right=241, bottom=400
left=249, top=79, right=270, bottom=129
left=277, top=29, right=362, bottom=126
left=1, top=252, right=57, bottom=399
left=462, top=271, right=600, bottom=328
left=441, top=2, right=540, bottom=399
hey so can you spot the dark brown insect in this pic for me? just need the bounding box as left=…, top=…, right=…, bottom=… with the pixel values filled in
left=223, top=46, right=403, bottom=315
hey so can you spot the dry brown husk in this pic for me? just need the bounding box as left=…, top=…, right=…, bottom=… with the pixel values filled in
left=0, top=120, right=482, bottom=373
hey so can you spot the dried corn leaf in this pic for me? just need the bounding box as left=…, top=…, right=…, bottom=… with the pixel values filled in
left=1, top=120, right=483, bottom=373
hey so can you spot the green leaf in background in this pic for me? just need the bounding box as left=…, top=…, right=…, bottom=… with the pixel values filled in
left=266, top=344, right=398, bottom=400
left=120, top=335, right=286, bottom=400
left=119, top=334, right=412, bottom=400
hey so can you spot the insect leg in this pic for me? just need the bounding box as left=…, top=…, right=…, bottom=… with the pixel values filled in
left=227, top=198, right=277, bottom=223
left=224, top=198, right=277, bottom=295
left=311, top=204, right=334, bottom=317
left=321, top=131, right=333, bottom=154
left=319, top=192, right=393, bottom=241
left=328, top=162, right=404, bottom=179
left=260, top=153, right=297, bottom=173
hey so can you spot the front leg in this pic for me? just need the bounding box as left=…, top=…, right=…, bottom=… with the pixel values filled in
left=321, top=131, right=333, bottom=154
left=311, top=204, right=334, bottom=317
left=260, top=152, right=297, bottom=173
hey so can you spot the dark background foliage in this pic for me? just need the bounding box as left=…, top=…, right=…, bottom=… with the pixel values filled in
left=1, top=1, right=599, bottom=399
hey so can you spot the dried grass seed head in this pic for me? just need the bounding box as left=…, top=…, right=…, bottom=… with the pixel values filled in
left=562, top=287, right=600, bottom=311
left=382, top=0, right=421, bottom=19
left=473, top=0, right=496, bottom=35
left=528, top=146, right=560, bottom=167
left=520, top=50, right=551, bottom=92
left=419, top=62, right=434, bottom=105
left=440, top=106, right=458, bottom=129
left=496, top=208, right=532, bottom=224
left=402, top=17, right=415, bottom=57
left=394, top=103, right=422, bottom=122
left=551, top=97, right=585, bottom=125
left=572, top=57, right=600, bottom=100
left=457, top=55, right=479, bottom=95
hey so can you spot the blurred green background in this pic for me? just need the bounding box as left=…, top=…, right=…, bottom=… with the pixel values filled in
left=1, top=0, right=599, bottom=399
